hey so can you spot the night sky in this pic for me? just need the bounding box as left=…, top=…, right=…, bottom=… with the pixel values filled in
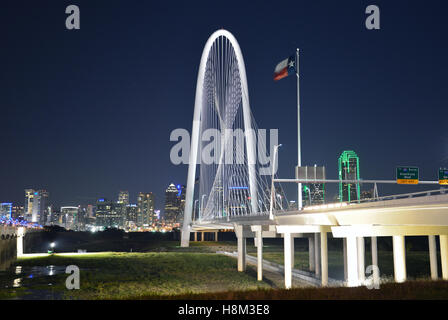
left=1, top=1, right=448, bottom=209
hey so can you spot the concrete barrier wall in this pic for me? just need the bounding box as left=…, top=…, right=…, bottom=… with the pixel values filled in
left=0, top=226, right=18, bottom=271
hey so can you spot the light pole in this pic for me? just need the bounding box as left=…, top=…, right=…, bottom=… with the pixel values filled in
left=193, top=199, right=199, bottom=221
left=200, top=195, right=207, bottom=221
left=269, top=144, right=282, bottom=220
left=296, top=48, right=303, bottom=210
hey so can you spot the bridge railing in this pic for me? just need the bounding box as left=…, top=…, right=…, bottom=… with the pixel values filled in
left=347, top=187, right=448, bottom=204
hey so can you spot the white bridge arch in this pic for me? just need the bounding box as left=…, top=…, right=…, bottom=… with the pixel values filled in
left=180, top=29, right=266, bottom=247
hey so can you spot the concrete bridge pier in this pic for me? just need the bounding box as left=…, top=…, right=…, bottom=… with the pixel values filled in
left=17, top=227, right=25, bottom=257
left=371, top=236, right=380, bottom=285
left=320, top=232, right=328, bottom=286
left=440, top=235, right=448, bottom=280
left=392, top=235, right=407, bottom=283
left=252, top=225, right=263, bottom=281
left=283, top=232, right=293, bottom=289
left=357, top=237, right=365, bottom=284
left=428, top=235, right=438, bottom=280
left=314, top=233, right=321, bottom=276
left=235, top=225, right=247, bottom=272
left=343, top=238, right=348, bottom=282
left=0, top=230, right=18, bottom=271
left=346, top=236, right=360, bottom=287
left=308, top=235, right=315, bottom=272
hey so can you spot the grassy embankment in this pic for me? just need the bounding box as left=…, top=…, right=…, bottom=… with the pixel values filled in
left=2, top=240, right=447, bottom=299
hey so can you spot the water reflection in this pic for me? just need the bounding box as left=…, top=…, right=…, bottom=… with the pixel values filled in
left=5, top=265, right=67, bottom=288
left=15, top=266, right=22, bottom=275
left=12, top=278, right=21, bottom=288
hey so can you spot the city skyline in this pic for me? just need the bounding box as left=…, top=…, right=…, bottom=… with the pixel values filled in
left=1, top=1, right=448, bottom=208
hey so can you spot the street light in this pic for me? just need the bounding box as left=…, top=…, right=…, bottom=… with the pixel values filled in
left=269, top=144, right=282, bottom=220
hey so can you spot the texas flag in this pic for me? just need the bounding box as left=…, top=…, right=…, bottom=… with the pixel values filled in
left=273, top=55, right=296, bottom=81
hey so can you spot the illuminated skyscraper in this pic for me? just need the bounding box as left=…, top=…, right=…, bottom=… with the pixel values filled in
left=164, top=183, right=184, bottom=226
left=338, top=150, right=361, bottom=202
left=29, top=189, right=49, bottom=224
left=0, top=203, right=12, bottom=218
left=95, top=198, right=123, bottom=229
left=61, top=206, right=79, bottom=230
left=24, top=189, right=35, bottom=220
left=118, top=190, right=129, bottom=205
left=137, top=192, right=154, bottom=227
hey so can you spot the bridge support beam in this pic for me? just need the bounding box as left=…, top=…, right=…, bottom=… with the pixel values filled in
left=284, top=232, right=293, bottom=289
left=371, top=236, right=380, bottom=284
left=440, top=235, right=448, bottom=280
left=314, top=233, right=321, bottom=276
left=235, top=225, right=246, bottom=272
left=346, top=236, right=359, bottom=287
left=320, top=232, right=328, bottom=286
left=343, top=238, right=348, bottom=282
left=428, top=235, right=438, bottom=280
left=392, top=235, right=407, bottom=283
left=252, top=226, right=263, bottom=281
left=308, top=236, right=315, bottom=272
left=357, top=237, right=365, bottom=283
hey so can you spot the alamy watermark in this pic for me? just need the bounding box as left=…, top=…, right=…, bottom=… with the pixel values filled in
left=170, top=128, right=279, bottom=175
left=65, top=265, right=80, bottom=290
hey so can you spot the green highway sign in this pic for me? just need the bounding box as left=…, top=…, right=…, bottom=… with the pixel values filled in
left=439, top=168, right=448, bottom=185
left=396, top=166, right=419, bottom=184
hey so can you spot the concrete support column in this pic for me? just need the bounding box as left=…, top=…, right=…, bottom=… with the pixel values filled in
left=440, top=235, right=448, bottom=280
left=215, top=231, right=218, bottom=242
left=290, top=236, right=295, bottom=269
left=320, top=232, right=328, bottom=287
left=343, top=238, right=348, bottom=281
left=314, top=233, right=321, bottom=276
left=428, top=235, right=438, bottom=280
left=194, top=232, right=197, bottom=242
left=201, top=232, right=205, bottom=242
left=0, top=240, right=4, bottom=271
left=371, top=236, right=380, bottom=285
left=256, top=227, right=263, bottom=281
left=284, top=232, right=293, bottom=289
left=392, top=235, right=407, bottom=283
left=17, top=236, right=24, bottom=257
left=308, top=236, right=315, bottom=272
left=235, top=226, right=246, bottom=272
left=346, top=236, right=359, bottom=287
left=357, top=237, right=365, bottom=283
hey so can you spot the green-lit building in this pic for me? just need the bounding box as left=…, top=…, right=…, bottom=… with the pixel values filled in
left=338, top=150, right=361, bottom=202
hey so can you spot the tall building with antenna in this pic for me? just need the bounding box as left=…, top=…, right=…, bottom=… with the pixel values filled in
left=338, top=150, right=361, bottom=202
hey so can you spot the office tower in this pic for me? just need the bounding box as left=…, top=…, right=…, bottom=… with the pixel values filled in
left=0, top=203, right=12, bottom=218
left=61, top=206, right=79, bottom=230
left=30, top=190, right=49, bottom=224
left=125, top=204, right=138, bottom=230
left=177, top=185, right=186, bottom=224
left=164, top=184, right=182, bottom=226
left=95, top=198, right=122, bottom=229
left=296, top=165, right=325, bottom=206
left=24, top=189, right=35, bottom=220
left=87, top=204, right=94, bottom=218
left=137, top=193, right=154, bottom=227
left=12, top=206, right=24, bottom=219
left=118, top=190, right=129, bottom=205
left=338, top=150, right=361, bottom=202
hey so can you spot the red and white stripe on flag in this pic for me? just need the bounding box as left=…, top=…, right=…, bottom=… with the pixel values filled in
left=273, top=56, right=295, bottom=81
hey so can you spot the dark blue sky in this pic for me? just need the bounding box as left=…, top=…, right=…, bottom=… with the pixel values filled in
left=1, top=0, right=448, bottom=208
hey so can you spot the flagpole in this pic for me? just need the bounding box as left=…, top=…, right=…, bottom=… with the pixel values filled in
left=296, top=48, right=302, bottom=210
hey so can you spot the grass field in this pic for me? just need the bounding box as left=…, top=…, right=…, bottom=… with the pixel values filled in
left=6, top=252, right=272, bottom=299
left=2, top=239, right=447, bottom=300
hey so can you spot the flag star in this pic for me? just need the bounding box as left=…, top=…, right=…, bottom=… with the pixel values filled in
left=288, top=60, right=295, bottom=68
